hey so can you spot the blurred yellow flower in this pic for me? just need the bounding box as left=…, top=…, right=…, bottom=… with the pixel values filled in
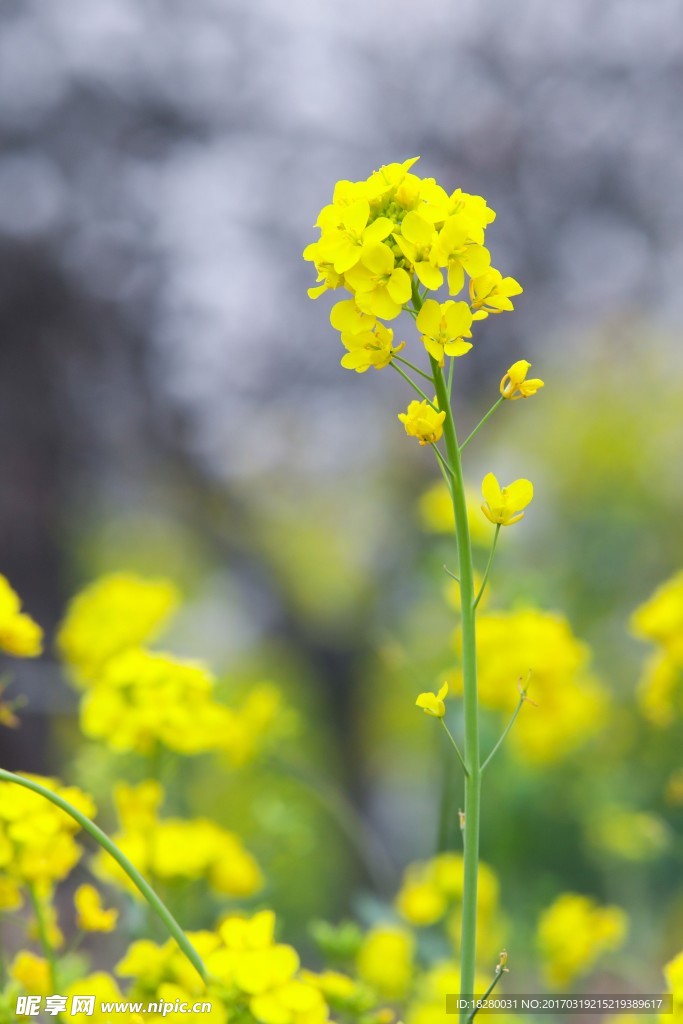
left=57, top=573, right=179, bottom=684
left=357, top=926, right=414, bottom=1000
left=0, top=574, right=42, bottom=657
left=418, top=482, right=490, bottom=546
left=415, top=682, right=448, bottom=718
left=632, top=572, right=683, bottom=726
left=481, top=472, right=533, bottom=526
left=499, top=360, right=544, bottom=400
left=537, top=893, right=628, bottom=987
left=398, top=399, right=446, bottom=446
left=9, top=950, right=52, bottom=996
left=75, top=884, right=119, bottom=932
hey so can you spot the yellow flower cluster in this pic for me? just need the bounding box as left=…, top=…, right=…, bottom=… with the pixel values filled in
left=0, top=575, right=42, bottom=658
left=95, top=782, right=262, bottom=899
left=398, top=399, right=446, bottom=446
left=304, top=157, right=521, bottom=373
left=395, top=852, right=502, bottom=958
left=58, top=573, right=289, bottom=761
left=631, top=571, right=683, bottom=725
left=537, top=893, right=628, bottom=987
left=118, top=910, right=328, bottom=1024
left=0, top=775, right=94, bottom=905
left=459, top=608, right=608, bottom=764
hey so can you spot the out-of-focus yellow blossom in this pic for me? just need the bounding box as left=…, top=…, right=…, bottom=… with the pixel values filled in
left=632, top=572, right=683, bottom=725
left=396, top=853, right=500, bottom=957
left=415, top=682, right=448, bottom=718
left=0, top=775, right=94, bottom=887
left=405, top=961, right=492, bottom=1024
left=469, top=268, right=523, bottom=319
left=0, top=876, right=23, bottom=910
left=57, top=573, right=179, bottom=684
left=665, top=951, right=683, bottom=1018
left=79, top=647, right=235, bottom=756
left=301, top=969, right=375, bottom=1016
left=458, top=608, right=608, bottom=763
left=75, top=883, right=119, bottom=932
left=0, top=575, right=42, bottom=657
left=537, top=893, right=628, bottom=987
left=587, top=808, right=670, bottom=862
left=28, top=893, right=64, bottom=950
left=418, top=482, right=490, bottom=546
left=398, top=399, right=446, bottom=446
left=499, top=360, right=544, bottom=400
left=65, top=973, right=141, bottom=1023
left=481, top=473, right=533, bottom=526
left=357, top=926, right=414, bottom=1000
left=416, top=299, right=473, bottom=365
left=9, top=951, right=52, bottom=996
left=95, top=782, right=262, bottom=899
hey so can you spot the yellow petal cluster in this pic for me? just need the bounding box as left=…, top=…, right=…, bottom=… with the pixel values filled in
left=95, top=782, right=262, bottom=900
left=398, top=399, right=446, bottom=446
left=396, top=852, right=499, bottom=935
left=356, top=926, right=414, bottom=1000
left=461, top=608, right=608, bottom=764
left=481, top=473, right=533, bottom=526
left=0, top=574, right=42, bottom=658
left=415, top=682, right=448, bottom=718
left=117, top=911, right=329, bottom=1024
left=631, top=571, right=683, bottom=725
left=304, top=158, right=520, bottom=372
left=537, top=893, right=628, bottom=987
left=0, top=775, right=95, bottom=887
left=499, top=360, right=544, bottom=400
left=74, top=883, right=119, bottom=932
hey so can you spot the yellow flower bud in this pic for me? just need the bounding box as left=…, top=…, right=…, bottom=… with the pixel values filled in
left=416, top=682, right=448, bottom=718
left=500, top=360, right=544, bottom=400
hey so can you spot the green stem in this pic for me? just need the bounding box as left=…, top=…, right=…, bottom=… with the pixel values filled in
left=440, top=719, right=469, bottom=777
left=429, top=355, right=481, bottom=1021
left=27, top=884, right=58, bottom=991
left=433, top=444, right=456, bottom=482
left=474, top=525, right=500, bottom=609
left=468, top=955, right=508, bottom=1021
left=391, top=362, right=435, bottom=406
left=0, top=769, right=207, bottom=985
left=460, top=397, right=505, bottom=452
left=480, top=689, right=527, bottom=773
left=394, top=354, right=434, bottom=382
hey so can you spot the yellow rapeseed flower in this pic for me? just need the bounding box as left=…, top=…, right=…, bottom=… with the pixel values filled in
left=357, top=925, right=414, bottom=1000
left=481, top=472, right=533, bottom=526
left=75, top=884, right=119, bottom=932
left=469, top=268, right=523, bottom=319
left=415, top=682, right=448, bottom=718
left=499, top=360, right=544, bottom=400
left=0, top=575, right=42, bottom=658
left=398, top=400, right=446, bottom=446
left=9, top=950, right=52, bottom=996
left=416, top=299, right=473, bottom=365
left=537, top=893, right=628, bottom=987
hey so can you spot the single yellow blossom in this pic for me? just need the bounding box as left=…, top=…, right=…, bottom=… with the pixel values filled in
left=0, top=575, right=42, bottom=657
left=345, top=243, right=412, bottom=320
left=319, top=199, right=395, bottom=275
left=393, top=211, right=443, bottom=291
left=481, top=473, right=533, bottom=526
left=416, top=682, right=448, bottom=718
left=75, top=884, right=119, bottom=932
left=9, top=951, right=52, bottom=996
left=470, top=268, right=523, bottom=319
left=416, top=299, right=473, bottom=365
left=340, top=322, right=405, bottom=373
left=357, top=926, right=414, bottom=1000
left=398, top=400, right=446, bottom=446
left=499, top=360, right=544, bottom=400
left=537, top=893, right=628, bottom=987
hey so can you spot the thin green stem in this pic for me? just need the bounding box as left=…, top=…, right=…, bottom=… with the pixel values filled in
left=468, top=953, right=508, bottom=1021
left=433, top=444, right=456, bottom=481
left=429, top=353, right=481, bottom=1023
left=0, top=769, right=207, bottom=985
left=443, top=565, right=460, bottom=584
left=27, top=884, right=58, bottom=991
left=391, top=362, right=434, bottom=406
left=447, top=356, right=455, bottom=398
left=480, top=686, right=529, bottom=773
left=394, top=354, right=433, bottom=382
left=474, top=525, right=500, bottom=609
left=460, top=397, right=505, bottom=452
left=440, top=719, right=469, bottom=777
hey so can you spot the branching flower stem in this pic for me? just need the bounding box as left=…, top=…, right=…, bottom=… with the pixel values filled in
left=460, top=397, right=505, bottom=452
left=411, top=285, right=480, bottom=1019
left=474, top=525, right=500, bottom=609
left=391, top=362, right=435, bottom=406
left=394, top=353, right=434, bottom=382
left=480, top=682, right=531, bottom=773
left=468, top=952, right=509, bottom=1021
left=440, top=719, right=469, bottom=777
left=28, top=883, right=58, bottom=990
left=0, top=768, right=207, bottom=985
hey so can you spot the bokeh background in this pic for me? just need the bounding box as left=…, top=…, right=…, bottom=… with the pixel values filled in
left=2, top=0, right=683, bottom=1000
